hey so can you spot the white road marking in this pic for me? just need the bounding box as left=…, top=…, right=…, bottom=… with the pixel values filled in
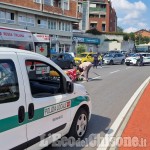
left=110, top=70, right=120, bottom=74
left=126, top=67, right=133, bottom=70
left=96, top=76, right=150, bottom=150
left=81, top=76, right=101, bottom=83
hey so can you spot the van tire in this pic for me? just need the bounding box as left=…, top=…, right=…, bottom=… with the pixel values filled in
left=67, top=108, right=88, bottom=139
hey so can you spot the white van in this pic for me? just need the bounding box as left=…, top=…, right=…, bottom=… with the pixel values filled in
left=0, top=48, right=91, bottom=150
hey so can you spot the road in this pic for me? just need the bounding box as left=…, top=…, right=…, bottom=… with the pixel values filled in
left=45, top=64, right=150, bottom=150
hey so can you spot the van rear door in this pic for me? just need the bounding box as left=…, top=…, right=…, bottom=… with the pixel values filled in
left=0, top=52, right=27, bottom=149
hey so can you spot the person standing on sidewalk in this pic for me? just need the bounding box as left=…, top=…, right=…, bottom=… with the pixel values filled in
left=139, top=54, right=143, bottom=66
left=93, top=53, right=99, bottom=69
left=77, top=62, right=93, bottom=81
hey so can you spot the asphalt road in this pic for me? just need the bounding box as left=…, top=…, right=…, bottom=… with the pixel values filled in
left=45, top=64, right=150, bottom=150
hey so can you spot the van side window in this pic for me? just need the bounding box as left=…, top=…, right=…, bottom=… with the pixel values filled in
left=25, top=60, right=64, bottom=98
left=0, top=60, right=19, bottom=103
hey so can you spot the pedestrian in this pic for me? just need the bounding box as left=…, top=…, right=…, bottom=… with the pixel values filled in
left=98, top=54, right=103, bottom=67
left=139, top=54, right=143, bottom=66
left=93, top=53, right=99, bottom=68
left=77, top=62, right=93, bottom=82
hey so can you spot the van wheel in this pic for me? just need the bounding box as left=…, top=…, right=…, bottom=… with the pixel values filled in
left=67, top=108, right=88, bottom=139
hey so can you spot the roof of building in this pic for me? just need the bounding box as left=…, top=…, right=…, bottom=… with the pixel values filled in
left=134, top=29, right=150, bottom=34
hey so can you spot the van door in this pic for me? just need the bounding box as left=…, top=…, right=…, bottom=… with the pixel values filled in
left=0, top=53, right=27, bottom=149
left=18, top=55, right=71, bottom=149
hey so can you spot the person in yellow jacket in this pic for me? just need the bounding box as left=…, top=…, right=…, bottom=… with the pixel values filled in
left=98, top=54, right=103, bottom=67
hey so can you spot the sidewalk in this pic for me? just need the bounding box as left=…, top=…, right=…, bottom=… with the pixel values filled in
left=119, top=83, right=150, bottom=150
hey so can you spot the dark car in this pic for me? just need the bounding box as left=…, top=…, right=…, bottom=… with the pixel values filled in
left=51, top=53, right=75, bottom=69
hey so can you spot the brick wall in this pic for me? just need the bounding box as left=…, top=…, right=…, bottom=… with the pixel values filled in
left=0, top=0, right=78, bottom=18
left=44, top=5, right=63, bottom=14
left=89, top=17, right=107, bottom=32
left=0, top=0, right=40, bottom=10
left=66, top=0, right=77, bottom=18
left=88, top=0, right=117, bottom=32
left=109, top=8, right=117, bottom=32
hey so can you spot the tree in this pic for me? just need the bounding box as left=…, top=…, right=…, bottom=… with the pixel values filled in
left=77, top=44, right=86, bottom=54
left=86, top=28, right=102, bottom=35
left=129, top=32, right=135, bottom=41
left=123, top=34, right=129, bottom=41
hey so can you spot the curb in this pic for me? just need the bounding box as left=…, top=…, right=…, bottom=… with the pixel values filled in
left=97, top=76, right=150, bottom=150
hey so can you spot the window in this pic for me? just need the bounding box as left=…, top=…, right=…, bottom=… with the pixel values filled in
left=102, top=24, right=106, bottom=31
left=65, top=22, right=67, bottom=31
left=100, top=15, right=106, bottom=18
left=90, top=23, right=97, bottom=29
left=18, top=15, right=26, bottom=25
left=0, top=60, right=19, bottom=103
left=6, top=12, right=15, bottom=24
left=18, top=14, right=35, bottom=26
left=26, top=16, right=35, bottom=27
left=78, top=4, right=82, bottom=12
left=0, top=11, right=5, bottom=23
left=48, top=20, right=57, bottom=30
left=38, top=19, right=47, bottom=28
left=64, top=0, right=69, bottom=10
left=62, top=22, right=65, bottom=31
left=34, top=0, right=41, bottom=3
left=44, top=0, right=53, bottom=5
left=26, top=60, right=65, bottom=98
left=58, top=21, right=61, bottom=30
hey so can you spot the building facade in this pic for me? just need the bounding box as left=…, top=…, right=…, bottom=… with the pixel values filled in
left=0, top=0, right=82, bottom=53
left=135, top=29, right=150, bottom=38
left=73, top=32, right=100, bottom=53
left=81, top=0, right=117, bottom=32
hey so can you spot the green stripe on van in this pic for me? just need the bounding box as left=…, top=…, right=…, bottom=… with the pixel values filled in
left=0, top=96, right=88, bottom=133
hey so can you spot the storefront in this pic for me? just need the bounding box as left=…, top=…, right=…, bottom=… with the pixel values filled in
left=72, top=35, right=100, bottom=53
left=51, top=36, right=72, bottom=53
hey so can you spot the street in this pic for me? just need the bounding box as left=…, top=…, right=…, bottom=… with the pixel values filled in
left=45, top=64, right=150, bottom=150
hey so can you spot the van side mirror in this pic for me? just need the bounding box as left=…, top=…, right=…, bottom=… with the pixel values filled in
left=66, top=81, right=74, bottom=93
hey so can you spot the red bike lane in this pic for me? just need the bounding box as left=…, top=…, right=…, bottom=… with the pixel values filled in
left=119, top=83, right=150, bottom=150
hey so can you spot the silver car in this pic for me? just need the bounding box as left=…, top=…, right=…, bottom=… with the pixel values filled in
left=103, top=53, right=125, bottom=65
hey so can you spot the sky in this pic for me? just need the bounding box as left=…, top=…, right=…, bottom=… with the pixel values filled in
left=111, top=0, right=150, bottom=33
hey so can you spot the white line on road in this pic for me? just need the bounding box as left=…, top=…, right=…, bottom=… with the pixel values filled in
left=126, top=67, right=133, bottom=69
left=96, top=76, right=150, bottom=150
left=110, top=70, right=120, bottom=74
left=81, top=76, right=101, bottom=83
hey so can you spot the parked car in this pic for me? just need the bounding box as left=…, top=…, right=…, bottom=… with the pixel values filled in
left=0, top=47, right=91, bottom=149
left=51, top=53, right=75, bottom=69
left=74, top=52, right=96, bottom=65
left=125, top=53, right=150, bottom=66
left=66, top=52, right=75, bottom=58
left=103, top=53, right=125, bottom=65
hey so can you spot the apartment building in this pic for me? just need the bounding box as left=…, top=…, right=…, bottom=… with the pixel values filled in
left=81, top=0, right=117, bottom=32
left=135, top=29, right=150, bottom=38
left=0, top=0, right=82, bottom=53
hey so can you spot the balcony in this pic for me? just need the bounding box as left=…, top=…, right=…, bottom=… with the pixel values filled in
left=89, top=7, right=106, bottom=12
left=43, top=5, right=63, bottom=15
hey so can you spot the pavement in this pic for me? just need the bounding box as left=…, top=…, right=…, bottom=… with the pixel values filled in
left=118, top=82, right=150, bottom=150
